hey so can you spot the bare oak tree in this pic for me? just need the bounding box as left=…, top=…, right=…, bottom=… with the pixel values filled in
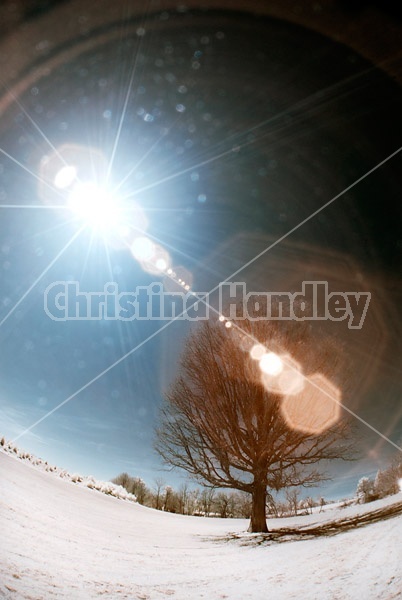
left=155, top=307, right=353, bottom=532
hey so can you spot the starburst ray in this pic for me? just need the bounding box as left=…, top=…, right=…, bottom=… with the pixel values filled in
left=105, top=0, right=154, bottom=185
left=0, top=226, right=85, bottom=330
left=0, top=79, right=68, bottom=167
left=113, top=115, right=181, bottom=194
left=0, top=147, right=64, bottom=202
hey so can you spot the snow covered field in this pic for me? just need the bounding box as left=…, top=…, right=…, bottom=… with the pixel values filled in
left=1, top=450, right=401, bottom=600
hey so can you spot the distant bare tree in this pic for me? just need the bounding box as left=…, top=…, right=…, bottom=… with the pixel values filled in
left=356, top=476, right=376, bottom=503
left=233, top=491, right=252, bottom=519
left=200, top=488, right=216, bottom=516
left=155, top=307, right=353, bottom=532
left=130, top=477, right=149, bottom=505
left=319, top=496, right=326, bottom=513
left=266, top=493, right=280, bottom=517
left=112, top=472, right=131, bottom=489
left=215, top=492, right=231, bottom=518
left=153, top=477, right=165, bottom=510
left=374, top=457, right=402, bottom=499
left=163, top=485, right=175, bottom=512
left=285, top=488, right=301, bottom=516
left=177, top=483, right=189, bottom=514
left=304, top=496, right=316, bottom=515
left=187, top=488, right=199, bottom=516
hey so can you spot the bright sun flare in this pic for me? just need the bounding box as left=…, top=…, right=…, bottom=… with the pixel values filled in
left=131, top=236, right=155, bottom=261
left=67, top=181, right=122, bottom=233
left=259, top=352, right=283, bottom=376
left=259, top=352, right=284, bottom=376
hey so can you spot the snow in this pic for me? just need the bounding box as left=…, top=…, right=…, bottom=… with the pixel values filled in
left=1, top=450, right=401, bottom=599
left=0, top=441, right=137, bottom=503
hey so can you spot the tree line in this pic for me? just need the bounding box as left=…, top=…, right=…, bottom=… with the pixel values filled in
left=112, top=472, right=332, bottom=518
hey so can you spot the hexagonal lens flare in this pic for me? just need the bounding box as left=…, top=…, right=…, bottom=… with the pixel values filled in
left=281, top=373, right=341, bottom=434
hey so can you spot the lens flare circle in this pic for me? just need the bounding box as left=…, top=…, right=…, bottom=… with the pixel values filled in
left=276, top=356, right=305, bottom=396
left=144, top=246, right=171, bottom=275
left=156, top=257, right=168, bottom=272
left=250, top=343, right=267, bottom=360
left=260, top=353, right=304, bottom=396
left=38, top=143, right=109, bottom=206
left=131, top=236, right=171, bottom=275
left=131, top=236, right=155, bottom=261
left=163, top=265, right=193, bottom=293
left=259, top=352, right=283, bottom=376
left=281, top=373, right=341, bottom=435
left=54, top=165, right=77, bottom=189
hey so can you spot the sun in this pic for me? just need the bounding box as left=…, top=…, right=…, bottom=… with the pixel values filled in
left=66, top=180, right=123, bottom=234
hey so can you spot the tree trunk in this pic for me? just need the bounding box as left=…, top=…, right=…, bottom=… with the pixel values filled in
left=248, top=482, right=268, bottom=533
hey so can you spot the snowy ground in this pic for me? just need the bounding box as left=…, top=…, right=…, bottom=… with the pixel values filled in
left=0, top=441, right=137, bottom=503
left=1, top=451, right=401, bottom=599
